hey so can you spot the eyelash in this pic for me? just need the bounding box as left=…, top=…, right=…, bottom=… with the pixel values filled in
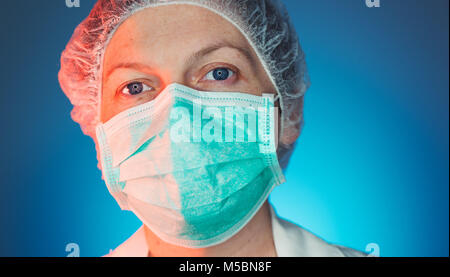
left=119, top=66, right=238, bottom=96
left=120, top=82, right=153, bottom=96
left=202, top=67, right=236, bottom=82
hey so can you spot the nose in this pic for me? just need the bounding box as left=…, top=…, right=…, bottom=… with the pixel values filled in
left=158, top=64, right=200, bottom=93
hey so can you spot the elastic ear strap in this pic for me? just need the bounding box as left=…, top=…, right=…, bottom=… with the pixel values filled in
left=273, top=93, right=280, bottom=103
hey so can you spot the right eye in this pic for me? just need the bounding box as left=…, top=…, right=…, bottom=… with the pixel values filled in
left=121, top=81, right=154, bottom=95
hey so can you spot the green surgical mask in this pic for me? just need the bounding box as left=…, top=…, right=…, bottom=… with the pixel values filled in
left=96, top=83, right=285, bottom=248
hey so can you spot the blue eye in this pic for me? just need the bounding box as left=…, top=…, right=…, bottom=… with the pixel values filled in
left=121, top=81, right=153, bottom=95
left=205, top=68, right=234, bottom=81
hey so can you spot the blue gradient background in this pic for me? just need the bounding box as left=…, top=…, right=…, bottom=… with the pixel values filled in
left=0, top=0, right=447, bottom=257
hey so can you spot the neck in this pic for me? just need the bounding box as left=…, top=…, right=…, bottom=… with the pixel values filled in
left=143, top=201, right=277, bottom=257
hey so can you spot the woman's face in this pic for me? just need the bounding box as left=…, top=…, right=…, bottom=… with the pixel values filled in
left=100, top=4, right=277, bottom=122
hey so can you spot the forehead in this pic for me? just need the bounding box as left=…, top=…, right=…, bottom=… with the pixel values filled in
left=103, top=4, right=252, bottom=69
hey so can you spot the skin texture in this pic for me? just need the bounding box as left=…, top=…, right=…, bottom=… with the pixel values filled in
left=101, top=4, right=279, bottom=257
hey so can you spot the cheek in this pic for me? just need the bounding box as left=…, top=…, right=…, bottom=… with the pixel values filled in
left=100, top=99, right=109, bottom=123
left=101, top=96, right=138, bottom=123
left=244, top=71, right=276, bottom=97
left=100, top=83, right=130, bottom=123
left=100, top=84, right=124, bottom=123
left=236, top=80, right=266, bottom=96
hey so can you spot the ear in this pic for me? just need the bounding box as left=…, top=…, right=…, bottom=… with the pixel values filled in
left=279, top=96, right=304, bottom=146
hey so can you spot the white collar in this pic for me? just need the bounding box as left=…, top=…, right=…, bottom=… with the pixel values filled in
left=269, top=203, right=347, bottom=257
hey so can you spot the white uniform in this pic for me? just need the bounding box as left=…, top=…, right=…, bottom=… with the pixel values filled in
left=104, top=203, right=367, bottom=257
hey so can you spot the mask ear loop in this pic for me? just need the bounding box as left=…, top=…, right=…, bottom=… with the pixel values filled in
left=273, top=94, right=280, bottom=103
left=272, top=93, right=281, bottom=150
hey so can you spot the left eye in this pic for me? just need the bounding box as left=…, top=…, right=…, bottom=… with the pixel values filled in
left=204, top=68, right=234, bottom=81
left=121, top=81, right=153, bottom=95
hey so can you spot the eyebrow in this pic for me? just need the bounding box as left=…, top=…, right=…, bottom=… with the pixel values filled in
left=104, top=40, right=257, bottom=81
left=185, top=41, right=257, bottom=69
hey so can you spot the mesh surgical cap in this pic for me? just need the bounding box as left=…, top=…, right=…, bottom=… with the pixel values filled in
left=58, top=0, right=310, bottom=169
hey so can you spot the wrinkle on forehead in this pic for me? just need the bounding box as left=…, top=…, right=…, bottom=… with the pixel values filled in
left=102, top=4, right=258, bottom=78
